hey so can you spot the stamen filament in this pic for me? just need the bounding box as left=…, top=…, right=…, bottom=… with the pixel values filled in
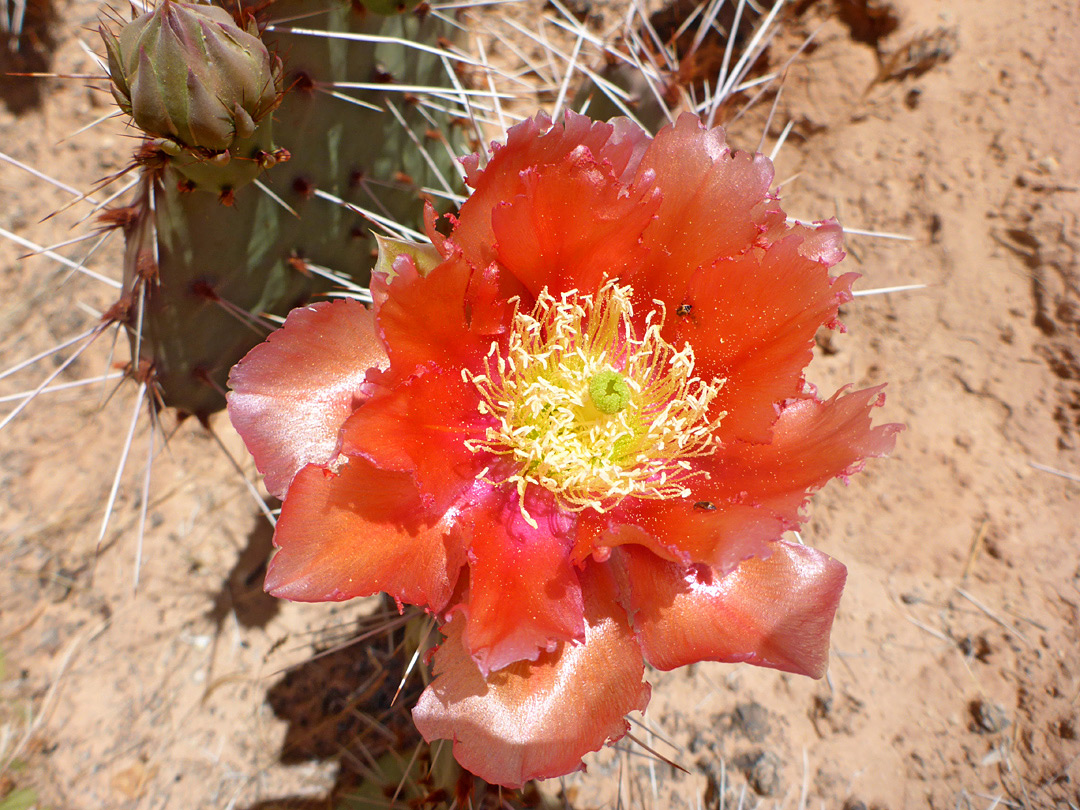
left=465, top=279, right=725, bottom=522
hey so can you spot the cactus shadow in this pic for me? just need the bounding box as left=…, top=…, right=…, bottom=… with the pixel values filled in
left=0, top=0, right=59, bottom=113
left=240, top=603, right=424, bottom=809
left=207, top=502, right=282, bottom=630
left=240, top=606, right=571, bottom=809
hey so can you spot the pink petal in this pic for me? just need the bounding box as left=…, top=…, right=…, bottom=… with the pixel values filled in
left=265, top=457, right=465, bottom=611
left=340, top=367, right=490, bottom=511
left=226, top=300, right=388, bottom=499
left=632, top=113, right=783, bottom=300
left=490, top=146, right=661, bottom=299
left=666, top=222, right=854, bottom=444
left=618, top=541, right=846, bottom=678
left=459, top=493, right=585, bottom=675
left=413, top=563, right=650, bottom=788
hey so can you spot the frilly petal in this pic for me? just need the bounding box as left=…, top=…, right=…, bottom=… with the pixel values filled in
left=618, top=541, right=846, bottom=678
left=459, top=492, right=584, bottom=675
left=666, top=222, right=854, bottom=444
left=632, top=112, right=783, bottom=299
left=454, top=112, right=652, bottom=271
left=490, top=146, right=661, bottom=299
left=583, top=385, right=900, bottom=571
left=577, top=497, right=788, bottom=574
left=413, top=563, right=650, bottom=788
left=707, top=384, right=903, bottom=521
left=226, top=300, right=387, bottom=499
left=375, top=255, right=501, bottom=382
left=265, top=457, right=465, bottom=611
left=341, top=367, right=490, bottom=511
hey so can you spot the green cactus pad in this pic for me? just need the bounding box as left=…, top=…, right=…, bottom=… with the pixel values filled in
left=114, top=0, right=467, bottom=418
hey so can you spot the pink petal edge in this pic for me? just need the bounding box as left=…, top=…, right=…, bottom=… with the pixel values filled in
left=227, top=300, right=387, bottom=499
left=620, top=540, right=847, bottom=678
left=413, top=563, right=649, bottom=788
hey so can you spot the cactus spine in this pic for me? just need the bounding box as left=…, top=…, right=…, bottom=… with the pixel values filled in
left=100, top=0, right=466, bottom=418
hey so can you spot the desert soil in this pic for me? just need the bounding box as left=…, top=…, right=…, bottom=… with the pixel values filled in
left=1, top=0, right=1078, bottom=808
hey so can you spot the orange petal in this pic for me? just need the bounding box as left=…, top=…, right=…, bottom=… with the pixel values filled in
left=413, top=563, right=650, bottom=788
left=489, top=148, right=660, bottom=299
left=460, top=493, right=585, bottom=675
left=265, top=457, right=465, bottom=611
left=454, top=112, right=652, bottom=272
left=587, top=386, right=900, bottom=571
left=375, top=255, right=498, bottom=382
left=227, top=300, right=387, bottom=498
left=665, top=223, right=854, bottom=444
left=341, top=367, right=490, bottom=511
left=577, top=497, right=787, bottom=574
left=707, top=385, right=903, bottom=520
left=632, top=113, right=783, bottom=301
left=618, top=541, right=846, bottom=678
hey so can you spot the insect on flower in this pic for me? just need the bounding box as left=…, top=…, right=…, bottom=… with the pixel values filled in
left=227, top=111, right=901, bottom=787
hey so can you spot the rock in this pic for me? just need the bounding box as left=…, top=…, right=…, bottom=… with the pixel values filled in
left=732, top=702, right=770, bottom=743
left=735, top=750, right=782, bottom=796
left=969, top=699, right=1010, bottom=734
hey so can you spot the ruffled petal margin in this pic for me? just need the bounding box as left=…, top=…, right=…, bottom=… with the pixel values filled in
left=582, top=386, right=901, bottom=573
left=618, top=541, right=846, bottom=678
left=265, top=456, right=465, bottom=611
left=708, top=384, right=903, bottom=522
left=414, top=563, right=649, bottom=788
left=489, top=145, right=660, bottom=299
left=226, top=300, right=388, bottom=499
left=341, top=367, right=490, bottom=512
left=454, top=112, right=652, bottom=271
left=632, top=113, right=783, bottom=301
left=459, top=493, right=585, bottom=675
left=666, top=222, right=854, bottom=445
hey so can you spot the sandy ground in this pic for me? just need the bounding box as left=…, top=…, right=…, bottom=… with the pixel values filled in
left=1, top=0, right=1078, bottom=808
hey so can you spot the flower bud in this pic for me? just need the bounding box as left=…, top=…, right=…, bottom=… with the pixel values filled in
left=101, top=0, right=282, bottom=153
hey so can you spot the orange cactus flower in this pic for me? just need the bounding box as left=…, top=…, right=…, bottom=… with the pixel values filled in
left=227, top=112, right=901, bottom=788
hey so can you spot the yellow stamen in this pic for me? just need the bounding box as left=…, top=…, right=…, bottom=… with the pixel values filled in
left=464, top=279, right=725, bottom=526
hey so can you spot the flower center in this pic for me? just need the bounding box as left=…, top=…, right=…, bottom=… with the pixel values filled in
left=588, top=369, right=631, bottom=414
left=464, top=280, right=725, bottom=527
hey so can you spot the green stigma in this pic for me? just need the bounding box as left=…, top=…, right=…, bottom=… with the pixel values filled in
left=589, top=369, right=631, bottom=414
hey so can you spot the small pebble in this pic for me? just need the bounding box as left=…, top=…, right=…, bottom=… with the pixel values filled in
left=732, top=702, right=770, bottom=742
left=736, top=750, right=782, bottom=796
left=969, top=699, right=1010, bottom=734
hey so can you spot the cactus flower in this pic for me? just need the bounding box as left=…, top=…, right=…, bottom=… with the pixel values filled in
left=228, top=112, right=901, bottom=787
left=101, top=0, right=282, bottom=154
